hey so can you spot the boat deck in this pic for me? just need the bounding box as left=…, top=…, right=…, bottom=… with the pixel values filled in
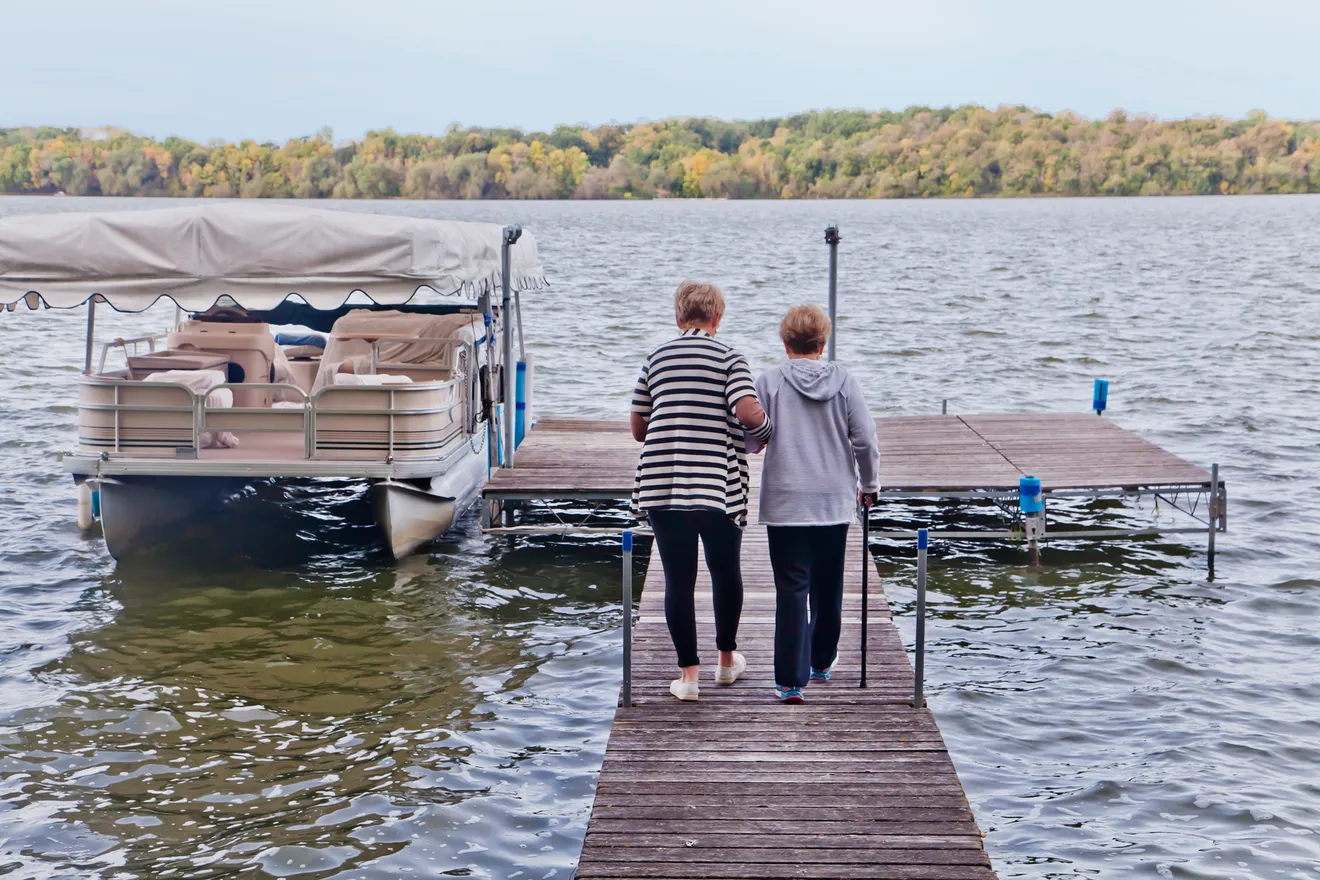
left=575, top=464, right=996, bottom=879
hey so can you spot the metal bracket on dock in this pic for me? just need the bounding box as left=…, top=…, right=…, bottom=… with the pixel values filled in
left=479, top=494, right=642, bottom=536
left=481, top=524, right=652, bottom=537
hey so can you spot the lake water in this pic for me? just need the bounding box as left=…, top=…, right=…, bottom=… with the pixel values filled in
left=1, top=195, right=1318, bottom=879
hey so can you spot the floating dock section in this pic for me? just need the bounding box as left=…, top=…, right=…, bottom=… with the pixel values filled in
left=484, top=415, right=1224, bottom=540
left=482, top=414, right=1225, bottom=878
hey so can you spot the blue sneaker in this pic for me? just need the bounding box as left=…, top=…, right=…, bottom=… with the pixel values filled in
left=775, top=685, right=805, bottom=704
left=810, top=656, right=839, bottom=681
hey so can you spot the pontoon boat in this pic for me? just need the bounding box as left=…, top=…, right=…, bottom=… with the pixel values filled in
left=0, top=203, right=544, bottom=559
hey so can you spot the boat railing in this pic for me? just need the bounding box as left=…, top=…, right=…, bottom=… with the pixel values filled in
left=309, top=380, right=468, bottom=461
left=78, top=374, right=471, bottom=463
left=361, top=336, right=473, bottom=381
left=96, top=333, right=171, bottom=374
left=202, top=383, right=313, bottom=457
left=77, top=377, right=201, bottom=454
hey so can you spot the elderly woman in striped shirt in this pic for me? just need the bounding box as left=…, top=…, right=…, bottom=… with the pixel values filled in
left=630, top=281, right=773, bottom=702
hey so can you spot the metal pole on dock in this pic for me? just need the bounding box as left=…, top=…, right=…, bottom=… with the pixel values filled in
left=825, top=225, right=840, bottom=362
left=1208, top=463, right=1219, bottom=579
left=621, top=529, right=633, bottom=707
left=501, top=225, right=521, bottom=469
left=860, top=502, right=870, bottom=688
left=912, top=528, right=928, bottom=709
left=83, top=297, right=97, bottom=375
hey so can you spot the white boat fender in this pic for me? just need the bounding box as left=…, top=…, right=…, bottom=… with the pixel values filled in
left=77, top=481, right=95, bottom=531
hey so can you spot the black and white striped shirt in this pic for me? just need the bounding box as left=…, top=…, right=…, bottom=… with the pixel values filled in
left=631, top=329, right=773, bottom=524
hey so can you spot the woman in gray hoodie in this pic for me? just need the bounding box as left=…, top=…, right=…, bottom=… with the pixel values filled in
left=746, top=305, right=880, bottom=703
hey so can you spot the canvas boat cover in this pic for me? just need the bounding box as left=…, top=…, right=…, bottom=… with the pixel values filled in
left=0, top=202, right=546, bottom=313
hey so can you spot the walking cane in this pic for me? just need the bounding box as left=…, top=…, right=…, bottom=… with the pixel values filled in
left=860, top=498, right=870, bottom=688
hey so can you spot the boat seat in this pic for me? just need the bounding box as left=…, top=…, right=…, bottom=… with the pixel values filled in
left=167, top=321, right=276, bottom=407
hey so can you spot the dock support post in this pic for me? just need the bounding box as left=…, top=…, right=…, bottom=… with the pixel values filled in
left=1208, top=463, right=1219, bottom=579
left=825, top=225, right=840, bottom=362
left=621, top=529, right=633, bottom=708
left=942, top=398, right=948, bottom=415
left=1020, top=475, right=1045, bottom=565
left=501, top=225, right=521, bottom=469
left=912, top=528, right=928, bottom=709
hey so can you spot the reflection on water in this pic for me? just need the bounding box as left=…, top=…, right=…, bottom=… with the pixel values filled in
left=0, top=506, right=632, bottom=878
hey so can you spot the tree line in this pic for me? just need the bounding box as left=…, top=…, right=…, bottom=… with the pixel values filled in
left=3, top=106, right=1318, bottom=200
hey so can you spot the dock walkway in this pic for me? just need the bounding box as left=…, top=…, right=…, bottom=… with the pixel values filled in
left=575, top=464, right=996, bottom=879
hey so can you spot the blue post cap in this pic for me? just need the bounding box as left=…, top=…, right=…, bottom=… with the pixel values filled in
left=1093, top=378, right=1109, bottom=414
left=1019, top=475, right=1044, bottom=514
left=917, top=528, right=929, bottom=550
left=622, top=529, right=633, bottom=551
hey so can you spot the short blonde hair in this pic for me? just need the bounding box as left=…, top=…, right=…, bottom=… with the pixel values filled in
left=674, top=281, right=725, bottom=327
left=780, top=304, right=831, bottom=354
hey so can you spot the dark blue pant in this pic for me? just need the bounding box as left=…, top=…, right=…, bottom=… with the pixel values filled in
left=648, top=508, right=744, bottom=668
left=767, top=524, right=849, bottom=689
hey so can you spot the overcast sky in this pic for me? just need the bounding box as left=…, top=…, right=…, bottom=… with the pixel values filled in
left=3, top=0, right=1316, bottom=142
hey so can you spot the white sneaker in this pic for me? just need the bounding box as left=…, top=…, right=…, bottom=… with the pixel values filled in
left=714, top=651, right=747, bottom=685
left=670, top=679, right=699, bottom=702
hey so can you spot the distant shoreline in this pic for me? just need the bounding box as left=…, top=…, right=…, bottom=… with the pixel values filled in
left=5, top=107, right=1316, bottom=200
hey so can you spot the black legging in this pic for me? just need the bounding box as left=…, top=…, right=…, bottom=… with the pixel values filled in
left=767, top=524, right=849, bottom=689
left=647, top=507, right=744, bottom=668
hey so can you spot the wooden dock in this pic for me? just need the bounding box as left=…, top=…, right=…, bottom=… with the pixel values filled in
left=576, top=463, right=996, bottom=879
left=481, top=415, right=1220, bottom=878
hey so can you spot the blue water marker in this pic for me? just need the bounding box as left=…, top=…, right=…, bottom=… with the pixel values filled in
left=1093, top=378, right=1109, bottom=415
left=515, top=361, right=528, bottom=448
left=622, top=529, right=633, bottom=552
left=1019, top=476, right=1043, bottom=514
left=917, top=528, right=929, bottom=550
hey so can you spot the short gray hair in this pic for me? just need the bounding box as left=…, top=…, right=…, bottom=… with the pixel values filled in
left=674, top=281, right=725, bottom=326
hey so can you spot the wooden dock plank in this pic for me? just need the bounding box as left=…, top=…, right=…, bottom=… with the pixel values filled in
left=575, top=463, right=996, bottom=879
left=959, top=414, right=1211, bottom=488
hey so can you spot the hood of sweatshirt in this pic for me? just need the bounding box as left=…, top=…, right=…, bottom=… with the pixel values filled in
left=780, top=359, right=848, bottom=401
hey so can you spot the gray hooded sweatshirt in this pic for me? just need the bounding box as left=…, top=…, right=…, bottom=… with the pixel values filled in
left=746, top=360, right=880, bottom=526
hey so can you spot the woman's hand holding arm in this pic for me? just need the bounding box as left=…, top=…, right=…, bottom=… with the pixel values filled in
left=729, top=357, right=772, bottom=451
left=735, top=396, right=768, bottom=431
left=630, top=411, right=649, bottom=442
left=736, top=395, right=773, bottom=451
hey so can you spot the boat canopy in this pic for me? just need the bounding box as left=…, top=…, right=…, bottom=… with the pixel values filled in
left=0, top=202, right=546, bottom=313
